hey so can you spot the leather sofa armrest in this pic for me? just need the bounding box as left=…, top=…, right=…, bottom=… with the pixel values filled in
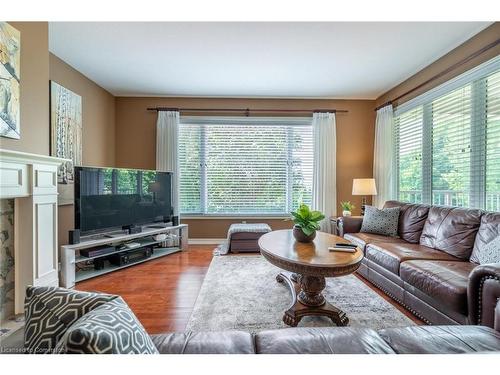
left=495, top=300, right=500, bottom=332
left=337, top=216, right=364, bottom=237
left=468, top=262, right=500, bottom=328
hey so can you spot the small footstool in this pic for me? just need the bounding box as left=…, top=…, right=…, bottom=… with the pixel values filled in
left=228, top=223, right=272, bottom=253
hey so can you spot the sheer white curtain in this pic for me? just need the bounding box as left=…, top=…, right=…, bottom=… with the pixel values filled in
left=312, top=112, right=336, bottom=232
left=156, top=110, right=180, bottom=216
left=373, top=105, right=395, bottom=208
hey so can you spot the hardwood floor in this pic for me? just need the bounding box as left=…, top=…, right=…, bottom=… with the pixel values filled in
left=76, top=245, right=212, bottom=333
left=76, top=245, right=422, bottom=333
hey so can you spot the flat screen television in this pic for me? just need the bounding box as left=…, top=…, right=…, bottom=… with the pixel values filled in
left=74, top=166, right=173, bottom=235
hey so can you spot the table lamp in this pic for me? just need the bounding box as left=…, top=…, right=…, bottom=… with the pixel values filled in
left=352, top=178, right=377, bottom=215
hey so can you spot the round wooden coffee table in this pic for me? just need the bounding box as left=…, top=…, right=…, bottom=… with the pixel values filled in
left=258, top=229, right=363, bottom=327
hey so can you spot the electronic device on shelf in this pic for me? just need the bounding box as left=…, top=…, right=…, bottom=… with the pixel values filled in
left=123, top=242, right=142, bottom=249
left=80, top=245, right=116, bottom=258
left=94, top=258, right=105, bottom=270
left=109, top=247, right=152, bottom=267
left=74, top=166, right=174, bottom=236
left=123, top=225, right=142, bottom=235
left=172, top=216, right=179, bottom=226
left=69, top=229, right=80, bottom=244
left=60, top=222, right=188, bottom=288
left=153, top=233, right=168, bottom=242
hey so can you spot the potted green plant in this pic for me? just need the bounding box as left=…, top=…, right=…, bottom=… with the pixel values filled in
left=290, top=204, right=325, bottom=243
left=340, top=201, right=355, bottom=217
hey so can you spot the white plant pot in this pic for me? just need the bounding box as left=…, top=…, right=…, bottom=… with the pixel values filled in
left=343, top=210, right=352, bottom=217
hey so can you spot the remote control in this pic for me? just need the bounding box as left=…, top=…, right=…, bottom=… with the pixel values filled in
left=335, top=243, right=357, bottom=248
left=328, top=246, right=357, bottom=253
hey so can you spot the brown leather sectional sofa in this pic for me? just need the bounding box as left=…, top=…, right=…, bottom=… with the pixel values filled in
left=338, top=201, right=500, bottom=327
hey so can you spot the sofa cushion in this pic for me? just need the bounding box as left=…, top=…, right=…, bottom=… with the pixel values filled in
left=400, top=260, right=477, bottom=315
left=255, top=327, right=395, bottom=354
left=378, top=325, right=500, bottom=354
left=343, top=232, right=404, bottom=252
left=470, top=212, right=500, bottom=264
left=419, top=206, right=482, bottom=259
left=151, top=331, right=255, bottom=354
left=366, top=242, right=460, bottom=275
left=24, top=286, right=118, bottom=353
left=384, top=201, right=430, bottom=243
left=55, top=297, right=158, bottom=354
left=360, top=205, right=400, bottom=237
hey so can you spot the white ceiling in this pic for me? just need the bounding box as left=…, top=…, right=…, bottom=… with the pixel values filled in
left=48, top=22, right=492, bottom=99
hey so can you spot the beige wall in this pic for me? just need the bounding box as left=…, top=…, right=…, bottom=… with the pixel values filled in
left=50, top=54, right=116, bottom=168
left=0, top=22, right=116, bottom=248
left=7, top=22, right=496, bottom=240
left=115, top=97, right=376, bottom=237
left=49, top=53, right=116, bottom=246
left=376, top=22, right=500, bottom=107
left=0, top=22, right=50, bottom=155
left=1, top=22, right=375, bottom=241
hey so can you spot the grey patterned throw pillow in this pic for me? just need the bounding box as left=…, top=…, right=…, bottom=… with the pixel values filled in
left=24, top=286, right=118, bottom=353
left=360, top=205, right=400, bottom=237
left=55, top=297, right=159, bottom=354
left=472, top=236, right=500, bottom=264
left=470, top=212, right=500, bottom=264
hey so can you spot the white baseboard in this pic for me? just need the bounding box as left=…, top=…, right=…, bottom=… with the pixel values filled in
left=188, top=238, right=226, bottom=245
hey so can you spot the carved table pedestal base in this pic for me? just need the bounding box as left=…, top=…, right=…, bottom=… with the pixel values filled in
left=276, top=271, right=349, bottom=327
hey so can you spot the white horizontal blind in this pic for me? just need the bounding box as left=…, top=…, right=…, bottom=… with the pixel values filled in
left=290, top=126, right=314, bottom=210
left=486, top=71, right=500, bottom=211
left=393, top=55, right=500, bottom=211
left=394, top=106, right=424, bottom=203
left=178, top=119, right=313, bottom=215
left=178, top=124, right=202, bottom=214
left=206, top=124, right=288, bottom=214
left=431, top=84, right=472, bottom=208
left=395, top=55, right=500, bottom=117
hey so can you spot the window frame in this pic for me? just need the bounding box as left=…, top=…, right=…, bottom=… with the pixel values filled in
left=178, top=116, right=313, bottom=218
left=393, top=55, right=500, bottom=210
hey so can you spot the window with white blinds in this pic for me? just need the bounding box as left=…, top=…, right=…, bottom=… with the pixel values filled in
left=178, top=124, right=202, bottom=214
left=395, top=107, right=423, bottom=203
left=178, top=118, right=313, bottom=215
left=431, top=84, right=472, bottom=208
left=394, top=56, right=500, bottom=211
left=486, top=71, right=500, bottom=211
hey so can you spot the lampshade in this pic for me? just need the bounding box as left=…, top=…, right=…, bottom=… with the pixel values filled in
left=352, top=178, right=377, bottom=196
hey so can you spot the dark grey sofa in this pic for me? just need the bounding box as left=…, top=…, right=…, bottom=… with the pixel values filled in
left=2, top=315, right=500, bottom=354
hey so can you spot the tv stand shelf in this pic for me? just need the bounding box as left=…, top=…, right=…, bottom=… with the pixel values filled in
left=60, top=224, right=188, bottom=288
left=74, top=247, right=181, bottom=283
left=73, top=237, right=162, bottom=263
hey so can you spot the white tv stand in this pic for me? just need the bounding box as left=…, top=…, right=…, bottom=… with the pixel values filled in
left=60, top=224, right=188, bottom=288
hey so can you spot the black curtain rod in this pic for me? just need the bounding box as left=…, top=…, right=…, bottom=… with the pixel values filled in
left=374, top=38, right=500, bottom=112
left=147, top=107, right=348, bottom=115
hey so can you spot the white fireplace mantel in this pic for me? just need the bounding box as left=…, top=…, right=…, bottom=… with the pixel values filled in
left=0, top=148, right=69, bottom=314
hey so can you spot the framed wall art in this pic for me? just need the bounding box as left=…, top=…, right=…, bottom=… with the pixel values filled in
left=0, top=22, right=21, bottom=139
left=50, top=81, right=82, bottom=205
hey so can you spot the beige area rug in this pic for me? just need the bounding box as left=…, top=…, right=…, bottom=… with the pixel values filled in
left=186, top=255, right=416, bottom=332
